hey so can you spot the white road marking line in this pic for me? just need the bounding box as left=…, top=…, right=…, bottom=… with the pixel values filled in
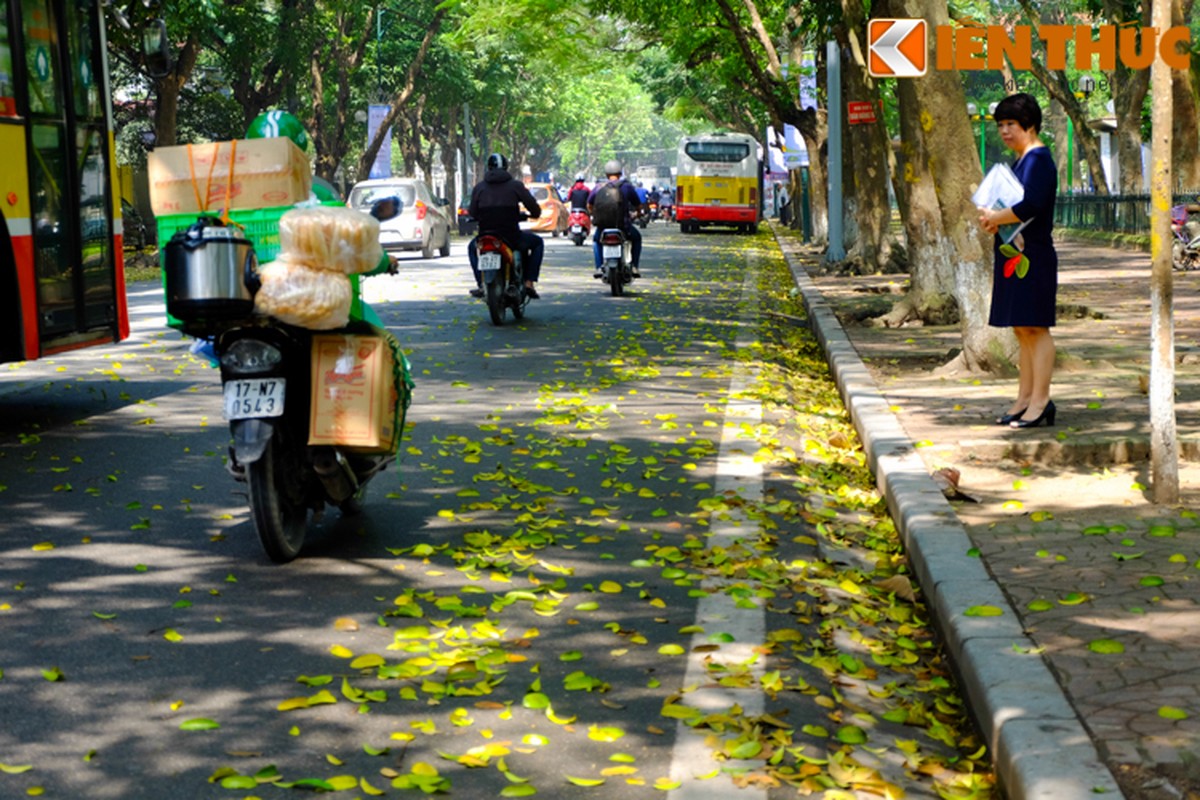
left=668, top=258, right=767, bottom=798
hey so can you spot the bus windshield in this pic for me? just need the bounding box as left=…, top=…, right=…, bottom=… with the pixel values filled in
left=683, top=142, right=751, bottom=164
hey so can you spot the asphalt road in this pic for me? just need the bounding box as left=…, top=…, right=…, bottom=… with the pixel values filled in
left=0, top=223, right=980, bottom=799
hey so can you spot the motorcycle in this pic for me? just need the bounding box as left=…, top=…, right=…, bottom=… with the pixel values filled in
left=596, top=228, right=635, bottom=297
left=647, top=201, right=659, bottom=222
left=634, top=207, right=650, bottom=229
left=567, top=207, right=591, bottom=246
left=1172, top=205, right=1200, bottom=271
left=165, top=201, right=408, bottom=562
left=477, top=228, right=531, bottom=325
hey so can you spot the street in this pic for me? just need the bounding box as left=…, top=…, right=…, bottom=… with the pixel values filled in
left=0, top=224, right=991, bottom=798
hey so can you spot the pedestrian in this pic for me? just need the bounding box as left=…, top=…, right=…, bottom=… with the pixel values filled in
left=976, top=93, right=1058, bottom=429
left=776, top=182, right=791, bottom=225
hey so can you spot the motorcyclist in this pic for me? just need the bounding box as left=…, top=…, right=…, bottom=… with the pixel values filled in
left=659, top=186, right=674, bottom=219
left=1183, top=197, right=1200, bottom=243
left=647, top=186, right=662, bottom=219
left=566, top=174, right=591, bottom=211
left=587, top=160, right=644, bottom=278
left=467, top=153, right=544, bottom=299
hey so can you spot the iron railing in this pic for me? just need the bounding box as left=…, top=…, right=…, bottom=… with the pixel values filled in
left=1054, top=191, right=1200, bottom=235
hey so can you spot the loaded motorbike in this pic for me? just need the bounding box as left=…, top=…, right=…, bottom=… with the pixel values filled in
left=1172, top=205, right=1200, bottom=271
left=567, top=207, right=591, bottom=246
left=477, top=218, right=533, bottom=324
left=596, top=228, right=635, bottom=297
left=164, top=201, right=408, bottom=562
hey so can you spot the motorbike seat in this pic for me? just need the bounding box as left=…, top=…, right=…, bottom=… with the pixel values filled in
left=477, top=234, right=514, bottom=261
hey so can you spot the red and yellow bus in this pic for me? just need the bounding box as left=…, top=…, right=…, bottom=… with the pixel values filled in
left=0, top=0, right=127, bottom=365
left=675, top=132, right=762, bottom=234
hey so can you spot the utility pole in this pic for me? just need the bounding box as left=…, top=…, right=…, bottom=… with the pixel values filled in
left=825, top=40, right=845, bottom=262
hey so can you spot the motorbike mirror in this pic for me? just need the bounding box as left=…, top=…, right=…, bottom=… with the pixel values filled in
left=142, top=19, right=172, bottom=78
left=370, top=195, right=402, bottom=222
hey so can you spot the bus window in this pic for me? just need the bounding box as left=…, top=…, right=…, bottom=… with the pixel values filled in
left=65, top=0, right=102, bottom=119
left=78, top=125, right=114, bottom=328
left=0, top=4, right=16, bottom=117
left=30, top=122, right=74, bottom=335
left=22, top=0, right=63, bottom=115
left=683, top=142, right=751, bottom=164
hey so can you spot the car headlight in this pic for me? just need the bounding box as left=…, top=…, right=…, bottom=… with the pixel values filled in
left=221, top=339, right=282, bottom=374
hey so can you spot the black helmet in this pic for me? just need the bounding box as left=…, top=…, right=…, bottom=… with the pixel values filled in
left=603, top=159, right=622, bottom=177
left=487, top=153, right=508, bottom=171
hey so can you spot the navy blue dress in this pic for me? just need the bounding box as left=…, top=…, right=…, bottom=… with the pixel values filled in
left=987, top=146, right=1058, bottom=328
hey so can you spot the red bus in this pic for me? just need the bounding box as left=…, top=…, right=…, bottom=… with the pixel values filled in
left=0, top=0, right=128, bottom=365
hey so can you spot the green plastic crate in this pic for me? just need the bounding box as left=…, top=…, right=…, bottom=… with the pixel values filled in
left=156, top=205, right=293, bottom=261
left=156, top=206, right=293, bottom=330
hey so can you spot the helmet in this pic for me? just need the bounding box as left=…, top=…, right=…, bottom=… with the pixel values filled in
left=487, top=153, right=508, bottom=171
left=575, top=173, right=585, bottom=182
left=246, top=110, right=309, bottom=151
left=603, top=159, right=622, bottom=177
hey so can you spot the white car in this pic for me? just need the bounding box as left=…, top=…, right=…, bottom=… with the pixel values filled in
left=347, top=177, right=451, bottom=259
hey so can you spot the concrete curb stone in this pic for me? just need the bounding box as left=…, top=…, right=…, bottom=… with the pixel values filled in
left=773, top=227, right=1126, bottom=800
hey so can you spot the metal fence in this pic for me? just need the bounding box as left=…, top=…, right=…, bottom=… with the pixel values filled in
left=1055, top=191, right=1200, bottom=235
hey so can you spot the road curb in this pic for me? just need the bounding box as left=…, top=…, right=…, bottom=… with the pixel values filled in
left=771, top=229, right=1125, bottom=800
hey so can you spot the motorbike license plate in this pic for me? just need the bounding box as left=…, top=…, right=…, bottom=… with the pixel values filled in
left=224, top=378, right=286, bottom=420
left=603, top=245, right=622, bottom=259
left=570, top=225, right=582, bottom=233
left=479, top=252, right=501, bottom=276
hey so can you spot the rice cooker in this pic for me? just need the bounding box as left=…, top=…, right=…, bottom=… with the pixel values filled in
left=164, top=216, right=260, bottom=325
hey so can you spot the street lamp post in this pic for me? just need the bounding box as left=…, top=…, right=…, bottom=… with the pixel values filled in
left=1066, top=75, right=1095, bottom=192
left=967, top=102, right=998, bottom=170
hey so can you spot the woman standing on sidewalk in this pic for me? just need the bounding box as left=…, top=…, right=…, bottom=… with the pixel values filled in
left=977, top=93, right=1059, bottom=429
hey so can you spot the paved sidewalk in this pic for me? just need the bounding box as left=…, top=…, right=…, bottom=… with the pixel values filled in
left=774, top=226, right=1200, bottom=800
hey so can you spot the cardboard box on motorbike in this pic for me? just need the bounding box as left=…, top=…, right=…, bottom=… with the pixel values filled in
left=147, top=137, right=312, bottom=216
left=309, top=332, right=406, bottom=453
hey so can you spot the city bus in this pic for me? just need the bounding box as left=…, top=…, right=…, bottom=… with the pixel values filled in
left=635, top=164, right=673, bottom=190
left=0, top=0, right=128, bottom=365
left=675, top=132, right=762, bottom=234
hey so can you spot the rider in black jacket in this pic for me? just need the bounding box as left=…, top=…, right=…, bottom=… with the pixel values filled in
left=467, top=153, right=544, bottom=298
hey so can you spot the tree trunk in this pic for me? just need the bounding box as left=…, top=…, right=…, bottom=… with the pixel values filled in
left=1171, top=0, right=1200, bottom=189
left=355, top=7, right=447, bottom=182
left=1105, top=0, right=1152, bottom=194
left=883, top=0, right=1014, bottom=371
left=1019, top=0, right=1109, bottom=194
left=836, top=6, right=900, bottom=273
left=152, top=37, right=199, bottom=147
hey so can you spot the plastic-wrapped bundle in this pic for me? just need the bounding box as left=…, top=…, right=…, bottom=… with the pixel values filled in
left=254, top=257, right=352, bottom=329
left=278, top=206, right=383, bottom=275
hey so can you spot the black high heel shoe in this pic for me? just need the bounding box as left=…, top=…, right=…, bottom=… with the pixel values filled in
left=995, top=408, right=1027, bottom=425
left=1010, top=401, right=1055, bottom=429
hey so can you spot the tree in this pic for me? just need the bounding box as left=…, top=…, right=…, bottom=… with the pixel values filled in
left=354, top=2, right=448, bottom=182
left=105, top=2, right=209, bottom=148
left=882, top=0, right=1013, bottom=370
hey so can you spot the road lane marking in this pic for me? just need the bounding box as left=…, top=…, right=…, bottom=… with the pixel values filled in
left=668, top=258, right=767, bottom=799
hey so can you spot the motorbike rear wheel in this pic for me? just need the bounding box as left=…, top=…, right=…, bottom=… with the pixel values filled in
left=486, top=280, right=506, bottom=325
left=610, top=264, right=624, bottom=297
left=247, top=430, right=309, bottom=562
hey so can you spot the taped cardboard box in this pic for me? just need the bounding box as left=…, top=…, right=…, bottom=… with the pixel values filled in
left=148, top=138, right=312, bottom=216
left=309, top=334, right=399, bottom=453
